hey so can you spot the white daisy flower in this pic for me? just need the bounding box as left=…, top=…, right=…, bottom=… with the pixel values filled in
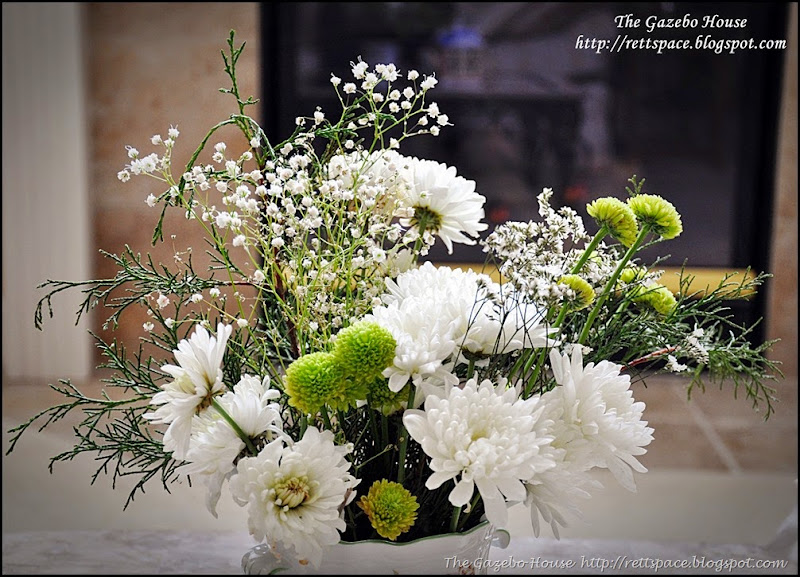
left=178, top=374, right=283, bottom=516
left=229, top=427, right=359, bottom=568
left=398, top=157, right=488, bottom=254
left=541, top=347, right=654, bottom=492
left=403, top=378, right=556, bottom=528
left=143, top=322, right=233, bottom=460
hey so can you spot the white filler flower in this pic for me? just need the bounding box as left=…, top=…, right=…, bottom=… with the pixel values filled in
left=144, top=322, right=233, bottom=460
left=229, top=427, right=359, bottom=568
left=403, top=378, right=556, bottom=528
left=541, top=347, right=654, bottom=492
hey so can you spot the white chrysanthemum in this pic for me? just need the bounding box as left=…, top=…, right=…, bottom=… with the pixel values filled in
left=403, top=378, right=556, bottom=528
left=398, top=157, right=488, bottom=254
left=380, top=261, right=491, bottom=305
left=229, top=427, right=359, bottom=568
left=143, top=323, right=233, bottom=460
left=541, top=347, right=654, bottom=492
left=178, top=374, right=283, bottom=517
left=367, top=298, right=459, bottom=400
left=370, top=263, right=555, bottom=400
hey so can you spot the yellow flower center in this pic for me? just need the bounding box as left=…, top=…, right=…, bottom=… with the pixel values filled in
left=274, top=476, right=311, bottom=509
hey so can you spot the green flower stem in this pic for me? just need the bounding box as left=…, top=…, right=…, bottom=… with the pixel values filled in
left=570, top=226, right=608, bottom=276
left=456, top=493, right=482, bottom=532
left=521, top=227, right=608, bottom=397
left=381, top=412, right=389, bottom=446
left=466, top=359, right=476, bottom=380
left=210, top=397, right=257, bottom=455
left=534, top=225, right=609, bottom=327
left=578, top=225, right=652, bottom=345
left=547, top=225, right=608, bottom=326
left=337, top=409, right=348, bottom=442
left=381, top=412, right=390, bottom=470
left=410, top=212, right=430, bottom=263
left=367, top=407, right=379, bottom=446
left=449, top=504, right=462, bottom=533
left=321, top=406, right=334, bottom=431
left=396, top=385, right=416, bottom=485
left=507, top=352, right=527, bottom=384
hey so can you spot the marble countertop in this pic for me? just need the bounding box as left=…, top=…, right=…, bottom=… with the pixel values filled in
left=2, top=530, right=797, bottom=575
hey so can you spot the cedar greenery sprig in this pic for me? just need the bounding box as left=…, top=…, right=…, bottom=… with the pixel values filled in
left=34, top=246, right=223, bottom=332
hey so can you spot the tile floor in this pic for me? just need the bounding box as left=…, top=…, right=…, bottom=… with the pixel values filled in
left=2, top=372, right=797, bottom=547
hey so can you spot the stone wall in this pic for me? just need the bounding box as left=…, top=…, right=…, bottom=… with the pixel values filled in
left=86, top=3, right=260, bottom=368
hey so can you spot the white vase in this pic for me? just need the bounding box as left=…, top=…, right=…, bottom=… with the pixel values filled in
left=241, top=521, right=511, bottom=575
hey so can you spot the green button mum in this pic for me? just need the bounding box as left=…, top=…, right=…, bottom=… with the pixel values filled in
left=357, top=479, right=419, bottom=540
left=586, top=197, right=639, bottom=247
left=559, top=274, right=596, bottom=311
left=285, top=351, right=348, bottom=414
left=366, top=377, right=408, bottom=416
left=627, top=194, right=683, bottom=240
left=634, top=284, right=678, bottom=316
left=618, top=266, right=646, bottom=285
left=333, top=321, right=396, bottom=381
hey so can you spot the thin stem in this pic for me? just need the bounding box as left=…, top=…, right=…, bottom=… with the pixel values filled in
left=450, top=504, right=462, bottom=533
left=320, top=406, right=334, bottom=431
left=571, top=226, right=608, bottom=276
left=210, top=397, right=257, bottom=455
left=456, top=493, right=482, bottom=532
left=410, top=212, right=430, bottom=263
left=578, top=225, right=652, bottom=345
left=381, top=412, right=390, bottom=470
left=396, top=385, right=416, bottom=485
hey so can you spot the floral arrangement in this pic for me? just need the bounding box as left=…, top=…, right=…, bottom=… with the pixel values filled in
left=8, top=32, right=781, bottom=569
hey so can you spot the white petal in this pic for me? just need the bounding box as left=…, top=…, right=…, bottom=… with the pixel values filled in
left=427, top=470, right=456, bottom=490
left=402, top=411, right=427, bottom=443
left=448, top=478, right=475, bottom=506
left=495, top=477, right=526, bottom=503
left=476, top=477, right=508, bottom=527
